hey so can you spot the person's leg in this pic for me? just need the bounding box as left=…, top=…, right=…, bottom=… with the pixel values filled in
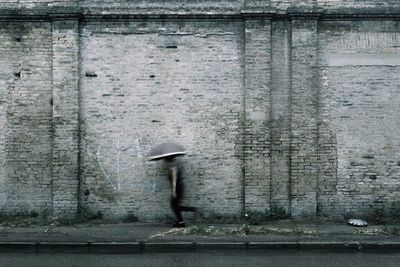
left=170, top=197, right=184, bottom=225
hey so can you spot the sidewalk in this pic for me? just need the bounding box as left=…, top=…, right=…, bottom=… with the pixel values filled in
left=0, top=221, right=399, bottom=253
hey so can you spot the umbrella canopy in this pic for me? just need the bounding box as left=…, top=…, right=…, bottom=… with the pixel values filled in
left=147, top=143, right=186, bottom=161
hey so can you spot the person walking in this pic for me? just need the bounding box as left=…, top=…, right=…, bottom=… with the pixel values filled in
left=148, top=143, right=196, bottom=227
left=165, top=156, right=196, bottom=227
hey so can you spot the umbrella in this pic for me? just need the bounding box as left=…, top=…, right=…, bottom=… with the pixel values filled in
left=147, top=143, right=186, bottom=161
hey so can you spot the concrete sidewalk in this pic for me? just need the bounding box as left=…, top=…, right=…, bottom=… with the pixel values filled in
left=0, top=221, right=399, bottom=253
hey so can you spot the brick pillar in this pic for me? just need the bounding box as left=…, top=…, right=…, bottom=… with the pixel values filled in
left=270, top=20, right=291, bottom=214
left=51, top=18, right=80, bottom=219
left=290, top=18, right=319, bottom=218
left=244, top=19, right=272, bottom=212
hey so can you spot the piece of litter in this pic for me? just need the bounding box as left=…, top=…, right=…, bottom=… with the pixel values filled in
left=348, top=219, right=368, bottom=227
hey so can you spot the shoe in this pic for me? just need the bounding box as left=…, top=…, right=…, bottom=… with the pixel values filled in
left=173, top=221, right=186, bottom=228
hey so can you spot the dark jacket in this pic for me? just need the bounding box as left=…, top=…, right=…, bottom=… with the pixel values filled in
left=168, top=162, right=184, bottom=198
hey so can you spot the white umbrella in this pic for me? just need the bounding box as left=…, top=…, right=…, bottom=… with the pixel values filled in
left=147, top=143, right=186, bottom=161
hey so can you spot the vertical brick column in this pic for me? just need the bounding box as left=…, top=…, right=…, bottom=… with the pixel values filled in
left=51, top=18, right=80, bottom=219
left=244, top=19, right=272, bottom=212
left=290, top=18, right=319, bottom=218
left=270, top=20, right=291, bottom=214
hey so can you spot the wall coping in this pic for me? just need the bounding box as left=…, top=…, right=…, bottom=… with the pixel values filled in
left=1, top=6, right=400, bottom=21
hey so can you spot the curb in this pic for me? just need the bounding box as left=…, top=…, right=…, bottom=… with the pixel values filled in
left=0, top=241, right=398, bottom=253
left=358, top=242, right=400, bottom=252
left=89, top=242, right=142, bottom=254
left=0, top=242, right=37, bottom=253
left=37, top=242, right=89, bottom=253
left=298, top=242, right=360, bottom=251
left=248, top=242, right=299, bottom=251
left=195, top=242, right=247, bottom=251
left=143, top=242, right=195, bottom=253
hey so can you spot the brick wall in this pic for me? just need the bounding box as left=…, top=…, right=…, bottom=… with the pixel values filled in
left=1, top=1, right=400, bottom=14
left=79, top=0, right=242, bottom=15
left=0, top=21, right=53, bottom=214
left=318, top=20, right=400, bottom=217
left=290, top=18, right=319, bottom=218
left=79, top=20, right=243, bottom=219
left=244, top=19, right=272, bottom=213
left=0, top=0, right=77, bottom=8
left=52, top=18, right=80, bottom=219
left=318, top=0, right=400, bottom=10
left=0, top=1, right=400, bottom=220
left=270, top=20, right=291, bottom=214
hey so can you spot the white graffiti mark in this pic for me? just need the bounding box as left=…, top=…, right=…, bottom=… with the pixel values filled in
left=96, top=143, right=117, bottom=190
left=95, top=136, right=156, bottom=192
left=135, top=138, right=143, bottom=158
left=97, top=139, right=133, bottom=191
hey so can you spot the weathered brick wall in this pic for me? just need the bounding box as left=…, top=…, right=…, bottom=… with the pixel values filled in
left=318, top=20, right=400, bottom=217
left=79, top=0, right=242, bottom=14
left=318, top=0, right=400, bottom=11
left=0, top=22, right=53, bottom=214
left=78, top=1, right=400, bottom=14
left=244, top=19, right=272, bottom=213
left=2, top=1, right=400, bottom=14
left=0, top=0, right=77, bottom=8
left=79, top=20, right=243, bottom=220
left=52, top=18, right=80, bottom=219
left=290, top=18, right=319, bottom=218
left=270, top=20, right=291, bottom=214
left=1, top=1, right=400, bottom=221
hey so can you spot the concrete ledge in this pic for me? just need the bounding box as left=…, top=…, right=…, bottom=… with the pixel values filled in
left=89, top=242, right=141, bottom=254
left=0, top=241, right=400, bottom=253
left=248, top=242, right=299, bottom=251
left=143, top=242, right=195, bottom=253
left=359, top=242, right=400, bottom=252
left=298, top=242, right=359, bottom=251
left=0, top=242, right=37, bottom=253
left=194, top=242, right=247, bottom=251
left=37, top=242, right=89, bottom=253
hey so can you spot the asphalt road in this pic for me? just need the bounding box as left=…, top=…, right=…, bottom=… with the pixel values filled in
left=1, top=252, right=399, bottom=267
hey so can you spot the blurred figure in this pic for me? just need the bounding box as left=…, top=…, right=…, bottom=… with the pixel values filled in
left=164, top=156, right=196, bottom=227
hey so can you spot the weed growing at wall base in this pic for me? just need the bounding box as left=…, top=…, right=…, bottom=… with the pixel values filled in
left=149, top=224, right=318, bottom=239
left=75, top=207, right=103, bottom=224
left=0, top=210, right=50, bottom=226
left=245, top=206, right=288, bottom=225
left=59, top=207, right=103, bottom=225
left=382, top=225, right=400, bottom=235
left=122, top=212, right=138, bottom=223
left=388, top=201, right=400, bottom=222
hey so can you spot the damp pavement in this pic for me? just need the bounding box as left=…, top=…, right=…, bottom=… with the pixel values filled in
left=0, top=220, right=399, bottom=253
